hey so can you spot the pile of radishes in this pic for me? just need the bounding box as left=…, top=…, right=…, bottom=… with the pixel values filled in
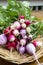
left=0, top=16, right=42, bottom=55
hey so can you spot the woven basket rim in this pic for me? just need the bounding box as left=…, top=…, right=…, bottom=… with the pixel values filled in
left=0, top=37, right=43, bottom=64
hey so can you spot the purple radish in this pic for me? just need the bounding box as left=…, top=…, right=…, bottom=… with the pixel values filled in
left=26, top=43, right=36, bottom=55
left=0, top=34, right=7, bottom=45
left=26, top=43, right=41, bottom=65
left=8, top=35, right=15, bottom=42
left=20, top=29, right=26, bottom=37
left=19, top=46, right=25, bottom=55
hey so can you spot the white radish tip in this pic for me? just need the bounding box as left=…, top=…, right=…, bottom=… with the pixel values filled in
left=20, top=19, right=25, bottom=23
left=26, top=27, right=31, bottom=34
left=22, top=23, right=26, bottom=28
left=36, top=41, right=42, bottom=47
left=13, top=29, right=19, bottom=36
left=29, top=34, right=33, bottom=38
left=20, top=39, right=26, bottom=46
left=8, top=35, right=15, bottom=42
left=32, top=40, right=42, bottom=47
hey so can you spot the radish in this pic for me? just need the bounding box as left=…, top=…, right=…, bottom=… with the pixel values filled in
left=10, top=25, right=15, bottom=30
left=26, top=43, right=36, bottom=55
left=0, top=34, right=7, bottom=45
left=32, top=40, right=42, bottom=47
left=23, top=35, right=27, bottom=39
left=19, top=15, right=24, bottom=19
left=4, top=27, right=10, bottom=34
left=20, top=29, right=26, bottom=37
left=21, top=23, right=26, bottom=29
left=29, top=34, right=33, bottom=38
left=13, top=29, right=19, bottom=36
left=6, top=42, right=16, bottom=58
left=11, top=21, right=21, bottom=30
left=26, top=43, right=42, bottom=65
left=8, top=35, right=15, bottom=42
left=19, top=46, right=25, bottom=55
left=6, top=42, right=16, bottom=49
left=27, top=37, right=32, bottom=43
left=26, top=27, right=31, bottom=34
left=20, top=39, right=26, bottom=46
left=14, top=21, right=20, bottom=28
left=20, top=19, right=25, bottom=23
left=27, top=34, right=32, bottom=43
left=25, top=20, right=31, bottom=26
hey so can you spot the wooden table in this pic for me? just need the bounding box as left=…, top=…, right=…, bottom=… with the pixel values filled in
left=0, top=10, right=43, bottom=65
left=31, top=10, right=43, bottom=20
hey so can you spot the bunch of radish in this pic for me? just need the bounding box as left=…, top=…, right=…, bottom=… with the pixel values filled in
left=0, top=15, right=42, bottom=56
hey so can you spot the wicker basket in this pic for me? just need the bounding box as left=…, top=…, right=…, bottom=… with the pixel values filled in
left=0, top=36, right=43, bottom=64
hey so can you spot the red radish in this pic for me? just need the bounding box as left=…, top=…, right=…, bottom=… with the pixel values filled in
left=6, top=42, right=16, bottom=59
left=20, top=19, right=25, bottom=23
left=8, top=35, right=15, bottom=42
left=25, top=20, right=31, bottom=26
left=32, top=40, right=42, bottom=47
left=26, top=43, right=36, bottom=55
left=6, top=42, right=16, bottom=49
left=19, top=15, right=24, bottom=19
left=20, top=39, right=26, bottom=46
left=17, top=25, right=22, bottom=31
left=19, top=46, right=25, bottom=55
left=4, top=27, right=10, bottom=34
left=21, top=23, right=26, bottom=29
left=32, top=40, right=37, bottom=47
left=13, top=29, right=19, bottom=36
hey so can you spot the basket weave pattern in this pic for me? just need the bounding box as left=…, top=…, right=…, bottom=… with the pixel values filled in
left=0, top=37, right=43, bottom=64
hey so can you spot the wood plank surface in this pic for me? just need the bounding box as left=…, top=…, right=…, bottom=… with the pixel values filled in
left=31, top=11, right=43, bottom=20
left=0, top=11, right=43, bottom=65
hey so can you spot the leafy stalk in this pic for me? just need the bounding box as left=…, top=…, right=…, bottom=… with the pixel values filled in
left=30, top=22, right=43, bottom=39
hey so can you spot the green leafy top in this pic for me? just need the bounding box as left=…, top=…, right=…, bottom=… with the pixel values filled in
left=30, top=21, right=43, bottom=39
left=0, top=0, right=43, bottom=40
left=0, top=0, right=32, bottom=33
